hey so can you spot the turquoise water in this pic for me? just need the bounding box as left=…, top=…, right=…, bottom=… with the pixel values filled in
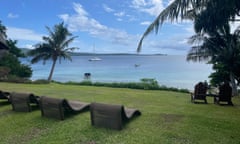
left=21, top=55, right=213, bottom=90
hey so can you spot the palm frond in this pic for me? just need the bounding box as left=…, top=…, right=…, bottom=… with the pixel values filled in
left=60, top=36, right=78, bottom=50
left=137, top=0, right=203, bottom=52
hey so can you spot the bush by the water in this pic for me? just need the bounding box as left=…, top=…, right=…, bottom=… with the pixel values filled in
left=58, top=78, right=189, bottom=93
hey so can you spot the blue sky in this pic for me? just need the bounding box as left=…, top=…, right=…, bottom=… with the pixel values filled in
left=1, top=0, right=196, bottom=55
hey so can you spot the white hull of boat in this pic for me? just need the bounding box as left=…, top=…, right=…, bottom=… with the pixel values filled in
left=89, top=57, right=102, bottom=61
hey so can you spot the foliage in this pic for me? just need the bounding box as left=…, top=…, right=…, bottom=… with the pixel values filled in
left=28, top=22, right=78, bottom=81
left=208, top=63, right=230, bottom=87
left=137, top=0, right=240, bottom=94
left=0, top=82, right=240, bottom=144
left=140, top=78, right=158, bottom=85
left=0, top=66, right=10, bottom=79
left=0, top=53, right=32, bottom=78
left=1, top=75, right=31, bottom=83
left=56, top=79, right=189, bottom=93
left=6, top=39, right=25, bottom=57
left=0, top=20, right=7, bottom=39
left=187, top=25, right=240, bottom=95
left=0, top=21, right=32, bottom=80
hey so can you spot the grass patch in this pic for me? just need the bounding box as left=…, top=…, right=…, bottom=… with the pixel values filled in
left=0, top=82, right=240, bottom=144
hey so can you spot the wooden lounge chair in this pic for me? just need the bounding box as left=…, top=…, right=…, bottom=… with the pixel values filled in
left=90, top=102, right=141, bottom=130
left=10, top=92, right=40, bottom=112
left=39, top=96, right=90, bottom=120
left=191, top=82, right=208, bottom=103
left=0, top=90, right=10, bottom=101
left=215, top=82, right=233, bottom=105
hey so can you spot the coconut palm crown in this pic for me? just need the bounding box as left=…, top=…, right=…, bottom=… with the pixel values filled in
left=28, top=22, right=78, bottom=81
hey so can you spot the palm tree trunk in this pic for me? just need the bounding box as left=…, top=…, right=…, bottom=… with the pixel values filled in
left=230, top=72, right=238, bottom=96
left=48, top=59, right=57, bottom=82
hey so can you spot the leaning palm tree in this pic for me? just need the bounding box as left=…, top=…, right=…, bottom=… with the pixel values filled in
left=28, top=22, right=78, bottom=81
left=137, top=0, right=240, bottom=51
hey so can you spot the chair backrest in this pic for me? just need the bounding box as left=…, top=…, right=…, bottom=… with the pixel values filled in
left=194, top=82, right=207, bottom=99
left=10, top=92, right=33, bottom=112
left=219, top=82, right=232, bottom=101
left=90, top=102, right=124, bottom=130
left=40, top=96, right=65, bottom=120
left=0, top=90, right=9, bottom=100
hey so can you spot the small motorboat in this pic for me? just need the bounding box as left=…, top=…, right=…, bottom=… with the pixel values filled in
left=134, top=64, right=140, bottom=67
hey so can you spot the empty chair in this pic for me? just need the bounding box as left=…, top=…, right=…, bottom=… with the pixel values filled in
left=90, top=102, right=141, bottom=130
left=191, top=82, right=208, bottom=103
left=216, top=82, right=233, bottom=105
left=39, top=96, right=90, bottom=120
left=10, top=92, right=40, bottom=112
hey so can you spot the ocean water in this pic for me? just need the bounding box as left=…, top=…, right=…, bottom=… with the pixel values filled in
left=21, top=55, right=213, bottom=90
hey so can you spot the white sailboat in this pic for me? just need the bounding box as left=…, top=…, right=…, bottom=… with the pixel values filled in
left=89, top=57, right=102, bottom=61
left=89, top=44, right=102, bottom=61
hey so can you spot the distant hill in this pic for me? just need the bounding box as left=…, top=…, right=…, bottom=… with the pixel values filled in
left=20, top=48, right=167, bottom=56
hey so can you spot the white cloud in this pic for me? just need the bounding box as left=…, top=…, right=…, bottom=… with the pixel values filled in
left=132, top=0, right=148, bottom=6
left=102, top=4, right=114, bottom=13
left=7, top=13, right=19, bottom=18
left=114, top=11, right=125, bottom=17
left=72, top=3, right=88, bottom=16
left=59, top=3, right=137, bottom=46
left=117, top=18, right=123, bottom=21
left=131, top=0, right=164, bottom=16
left=6, top=27, right=43, bottom=41
left=24, top=44, right=35, bottom=49
left=140, top=21, right=151, bottom=25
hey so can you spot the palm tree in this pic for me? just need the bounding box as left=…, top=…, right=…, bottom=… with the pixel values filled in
left=137, top=0, right=240, bottom=51
left=187, top=25, right=240, bottom=95
left=28, top=22, right=78, bottom=82
left=137, top=0, right=240, bottom=94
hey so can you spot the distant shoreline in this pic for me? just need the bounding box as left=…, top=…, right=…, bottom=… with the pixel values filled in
left=20, top=48, right=167, bottom=56
left=69, top=52, right=168, bottom=56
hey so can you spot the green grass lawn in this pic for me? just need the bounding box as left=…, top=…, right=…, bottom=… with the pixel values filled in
left=0, top=82, right=240, bottom=144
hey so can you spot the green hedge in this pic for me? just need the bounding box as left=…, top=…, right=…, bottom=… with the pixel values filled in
left=55, top=79, right=189, bottom=93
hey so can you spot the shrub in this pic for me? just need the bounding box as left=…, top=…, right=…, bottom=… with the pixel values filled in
left=0, top=53, right=32, bottom=78
left=56, top=79, right=190, bottom=93
left=0, top=66, right=10, bottom=79
left=1, top=75, right=31, bottom=83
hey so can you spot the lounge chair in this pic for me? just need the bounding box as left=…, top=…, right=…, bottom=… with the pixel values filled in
left=90, top=102, right=141, bottom=130
left=0, top=90, right=10, bottom=101
left=215, top=82, right=233, bottom=105
left=191, top=82, right=208, bottom=103
left=10, top=92, right=40, bottom=112
left=39, top=96, right=90, bottom=120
